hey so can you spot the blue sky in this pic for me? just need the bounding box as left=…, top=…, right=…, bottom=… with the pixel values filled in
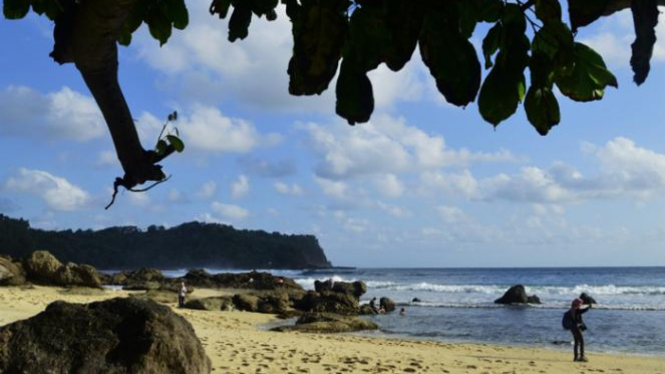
left=2, top=2, right=665, bottom=267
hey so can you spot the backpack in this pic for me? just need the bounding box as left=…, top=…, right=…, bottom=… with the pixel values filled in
left=562, top=310, right=574, bottom=330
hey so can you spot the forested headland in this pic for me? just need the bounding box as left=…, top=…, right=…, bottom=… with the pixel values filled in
left=0, top=214, right=332, bottom=270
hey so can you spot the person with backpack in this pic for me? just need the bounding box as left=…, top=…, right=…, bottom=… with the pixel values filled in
left=562, top=297, right=592, bottom=362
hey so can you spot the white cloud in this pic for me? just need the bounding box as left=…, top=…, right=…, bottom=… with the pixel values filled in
left=4, top=168, right=90, bottom=211
left=581, top=10, right=665, bottom=69
left=314, top=177, right=349, bottom=200
left=304, top=115, right=521, bottom=180
left=211, top=202, right=249, bottom=220
left=0, top=86, right=105, bottom=142
left=373, top=174, right=404, bottom=198
left=377, top=202, right=410, bottom=218
left=197, top=181, right=217, bottom=199
left=128, top=191, right=151, bottom=207
left=231, top=175, right=250, bottom=199
left=436, top=206, right=468, bottom=224
left=95, top=150, right=117, bottom=167
left=419, top=170, right=480, bottom=198
left=274, top=182, right=303, bottom=196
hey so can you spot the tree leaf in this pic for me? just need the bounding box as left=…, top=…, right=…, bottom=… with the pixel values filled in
left=31, top=0, right=61, bottom=20
left=156, top=140, right=168, bottom=156
left=555, top=42, right=618, bottom=102
left=287, top=0, right=348, bottom=96
left=525, top=86, right=560, bottom=136
left=478, top=66, right=523, bottom=126
left=479, top=0, right=504, bottom=23
left=630, top=0, right=658, bottom=85
left=146, top=9, right=173, bottom=46
left=250, top=0, right=278, bottom=18
left=482, top=23, right=502, bottom=69
left=166, top=135, right=185, bottom=153
left=228, top=3, right=252, bottom=42
left=209, top=0, right=232, bottom=18
left=165, top=0, right=189, bottom=30
left=535, top=0, right=562, bottom=24
left=3, top=0, right=30, bottom=19
left=336, top=59, right=374, bottom=125
left=383, top=0, right=424, bottom=71
left=419, top=5, right=481, bottom=107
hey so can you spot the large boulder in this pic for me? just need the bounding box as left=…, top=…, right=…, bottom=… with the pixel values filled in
left=294, top=290, right=360, bottom=315
left=273, top=312, right=378, bottom=333
left=110, top=268, right=167, bottom=290
left=130, top=290, right=181, bottom=304
left=0, top=256, right=26, bottom=286
left=184, top=296, right=235, bottom=311
left=23, top=251, right=101, bottom=288
left=55, top=263, right=102, bottom=288
left=23, top=250, right=62, bottom=282
left=379, top=297, right=396, bottom=313
left=0, top=298, right=211, bottom=374
left=494, top=285, right=541, bottom=305
left=257, top=292, right=292, bottom=314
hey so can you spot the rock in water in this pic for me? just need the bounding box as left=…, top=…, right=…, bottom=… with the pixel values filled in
left=0, top=298, right=211, bottom=374
left=494, top=285, right=541, bottom=305
left=379, top=297, right=396, bottom=312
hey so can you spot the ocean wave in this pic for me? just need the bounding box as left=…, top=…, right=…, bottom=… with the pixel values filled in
left=365, top=281, right=665, bottom=296
left=398, top=301, right=665, bottom=311
left=294, top=275, right=355, bottom=290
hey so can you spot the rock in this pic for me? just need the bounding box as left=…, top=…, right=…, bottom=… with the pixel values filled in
left=358, top=304, right=374, bottom=315
left=110, top=268, right=166, bottom=290
left=184, top=296, right=235, bottom=311
left=181, top=270, right=303, bottom=291
left=314, top=279, right=334, bottom=292
left=411, top=298, right=421, bottom=303
left=54, top=263, right=102, bottom=289
left=130, top=290, right=179, bottom=304
left=332, top=281, right=367, bottom=298
left=379, top=297, right=396, bottom=313
left=273, top=312, right=378, bottom=333
left=494, top=285, right=541, bottom=305
left=233, top=294, right=260, bottom=312
left=23, top=250, right=62, bottom=282
left=0, top=256, right=26, bottom=286
left=257, top=292, right=292, bottom=314
left=294, top=290, right=360, bottom=315
left=580, top=293, right=597, bottom=305
left=23, top=251, right=101, bottom=288
left=0, top=297, right=211, bottom=374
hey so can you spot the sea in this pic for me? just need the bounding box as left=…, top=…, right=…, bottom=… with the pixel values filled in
left=159, top=267, right=665, bottom=356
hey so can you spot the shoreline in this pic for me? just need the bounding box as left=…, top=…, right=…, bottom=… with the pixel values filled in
left=2, top=286, right=664, bottom=374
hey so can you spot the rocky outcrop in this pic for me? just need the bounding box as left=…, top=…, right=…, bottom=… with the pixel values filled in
left=23, top=251, right=101, bottom=288
left=332, top=281, right=367, bottom=298
left=494, top=285, right=541, bottom=305
left=314, top=279, right=334, bottom=292
left=273, top=312, right=378, bottom=333
left=184, top=296, right=235, bottom=312
left=182, top=269, right=302, bottom=291
left=0, top=298, right=211, bottom=374
left=0, top=256, right=26, bottom=286
left=380, top=297, right=396, bottom=313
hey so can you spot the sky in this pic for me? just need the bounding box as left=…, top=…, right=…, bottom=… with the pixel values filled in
left=1, top=2, right=665, bottom=268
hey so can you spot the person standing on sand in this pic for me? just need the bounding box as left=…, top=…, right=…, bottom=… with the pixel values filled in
left=178, top=282, right=187, bottom=308
left=562, top=298, right=592, bottom=362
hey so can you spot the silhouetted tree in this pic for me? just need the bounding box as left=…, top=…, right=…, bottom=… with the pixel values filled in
left=2, top=0, right=659, bottom=191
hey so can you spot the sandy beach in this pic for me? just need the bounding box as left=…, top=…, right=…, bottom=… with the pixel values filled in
left=1, top=286, right=663, bottom=374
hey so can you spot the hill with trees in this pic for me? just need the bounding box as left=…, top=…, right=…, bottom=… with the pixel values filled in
left=0, top=214, right=332, bottom=270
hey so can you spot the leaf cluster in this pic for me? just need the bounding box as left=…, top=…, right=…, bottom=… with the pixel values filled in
left=4, top=0, right=661, bottom=136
